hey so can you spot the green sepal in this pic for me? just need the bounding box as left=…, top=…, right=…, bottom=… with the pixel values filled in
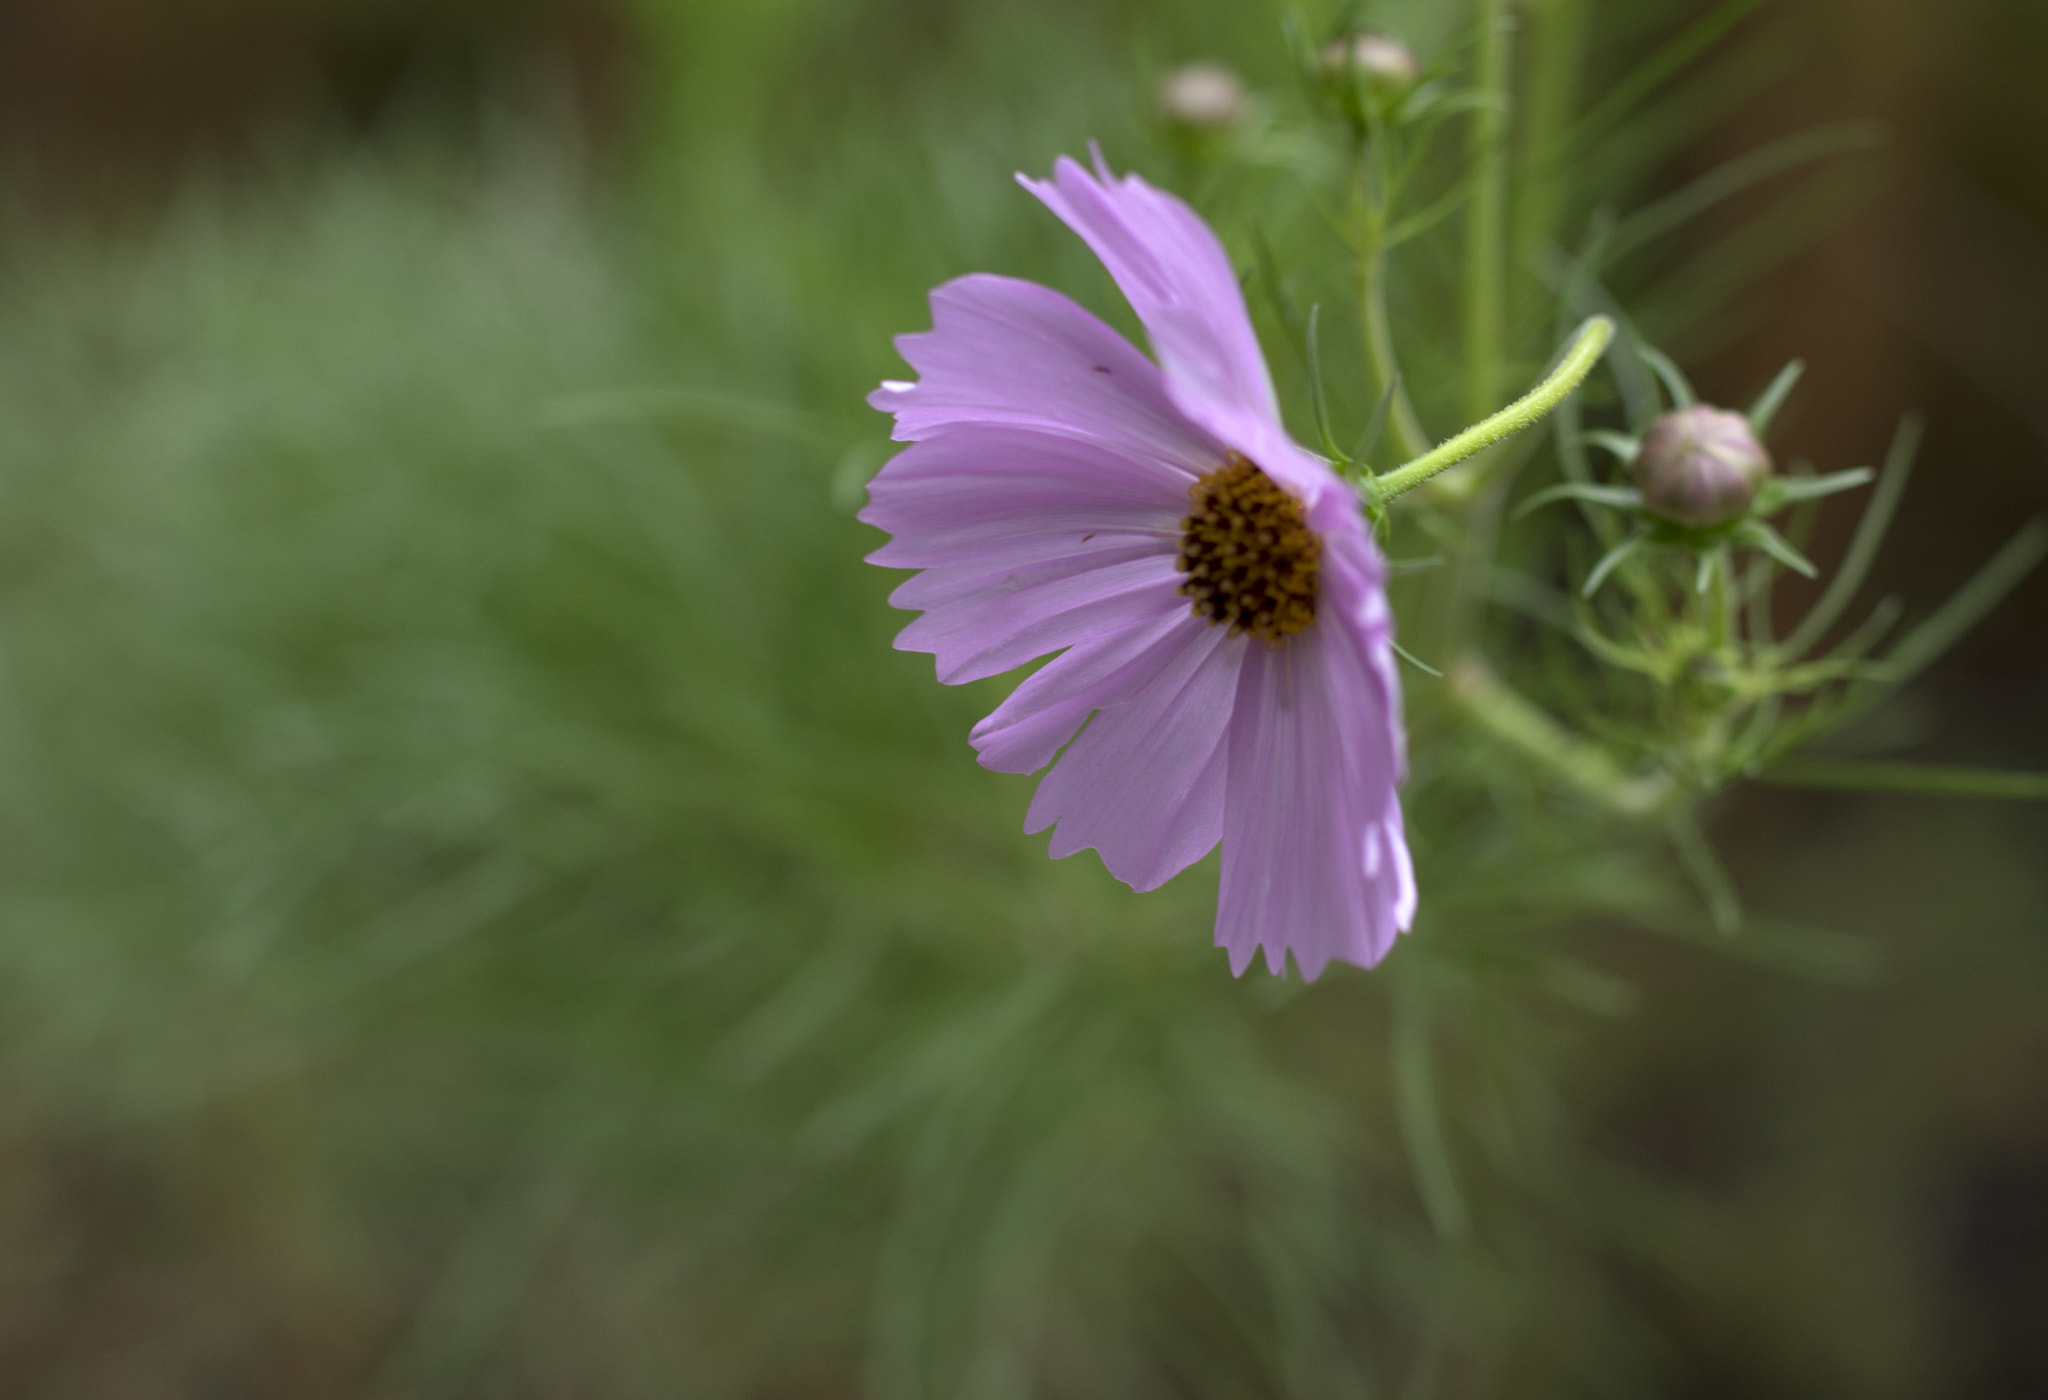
left=1515, top=481, right=1644, bottom=520
left=1733, top=520, right=1819, bottom=577
left=1753, top=466, right=1872, bottom=513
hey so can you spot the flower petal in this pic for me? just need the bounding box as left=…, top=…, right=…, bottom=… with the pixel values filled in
left=860, top=425, right=1185, bottom=573
left=859, top=423, right=1196, bottom=683
left=892, top=548, right=1184, bottom=685
left=969, top=605, right=1195, bottom=774
left=1024, top=619, right=1245, bottom=892
left=868, top=273, right=1218, bottom=473
left=1215, top=607, right=1411, bottom=979
left=1019, top=151, right=1279, bottom=440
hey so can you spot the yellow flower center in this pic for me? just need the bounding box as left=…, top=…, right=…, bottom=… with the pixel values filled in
left=1175, top=452, right=1319, bottom=644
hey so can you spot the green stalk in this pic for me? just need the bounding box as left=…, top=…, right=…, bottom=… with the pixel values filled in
left=1463, top=0, right=1513, bottom=423
left=1376, top=316, right=1613, bottom=501
left=1758, top=759, right=2048, bottom=801
left=1515, top=0, right=1589, bottom=261
left=1708, top=547, right=1735, bottom=652
left=1362, top=237, right=1431, bottom=463
left=1448, top=654, right=1676, bottom=816
left=1392, top=980, right=1468, bottom=1242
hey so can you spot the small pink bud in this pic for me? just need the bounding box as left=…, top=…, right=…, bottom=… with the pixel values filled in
left=1632, top=405, right=1772, bottom=528
left=1157, top=62, right=1249, bottom=130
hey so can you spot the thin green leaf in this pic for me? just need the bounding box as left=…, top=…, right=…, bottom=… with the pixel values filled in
left=1776, top=415, right=1921, bottom=659
left=1727, top=693, right=1783, bottom=771
left=1741, top=520, right=1818, bottom=578
left=1583, top=533, right=1646, bottom=596
left=1392, top=640, right=1445, bottom=678
left=1383, top=170, right=1483, bottom=248
left=1607, top=123, right=1883, bottom=262
left=1637, top=160, right=1883, bottom=339
left=1759, top=466, right=1872, bottom=508
left=1667, top=810, right=1742, bottom=935
left=1760, top=758, right=2048, bottom=800
left=1638, top=909, right=1881, bottom=985
left=1638, top=343, right=1696, bottom=410
left=1574, top=609, right=1669, bottom=679
left=1776, top=462, right=1828, bottom=556
left=1822, top=595, right=1903, bottom=665
left=1874, top=517, right=2048, bottom=690
left=1537, top=235, right=1658, bottom=429
left=1392, top=980, right=1467, bottom=1242
left=1355, top=368, right=1401, bottom=466
left=1584, top=430, right=1642, bottom=462
left=1515, top=481, right=1644, bottom=519
left=1305, top=302, right=1342, bottom=460
left=1404, top=87, right=1508, bottom=125
left=1253, top=224, right=1305, bottom=341
left=1486, top=568, right=1578, bottom=632
left=1559, top=0, right=1769, bottom=156
left=1743, top=558, right=1777, bottom=653
left=1747, top=357, right=1807, bottom=437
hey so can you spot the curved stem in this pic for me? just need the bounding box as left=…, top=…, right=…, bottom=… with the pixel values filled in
left=1376, top=316, right=1614, bottom=501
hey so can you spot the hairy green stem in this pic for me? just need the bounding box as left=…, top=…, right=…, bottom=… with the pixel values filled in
left=1376, top=316, right=1614, bottom=501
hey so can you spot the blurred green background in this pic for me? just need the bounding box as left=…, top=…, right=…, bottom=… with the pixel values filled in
left=0, top=0, right=2042, bottom=1396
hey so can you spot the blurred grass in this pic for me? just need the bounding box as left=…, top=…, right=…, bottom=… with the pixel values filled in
left=0, top=18, right=1470, bottom=1392
left=0, top=0, right=2040, bottom=1397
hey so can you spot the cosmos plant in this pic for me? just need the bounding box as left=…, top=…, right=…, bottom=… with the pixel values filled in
left=864, top=149, right=1609, bottom=977
left=862, top=25, right=2047, bottom=981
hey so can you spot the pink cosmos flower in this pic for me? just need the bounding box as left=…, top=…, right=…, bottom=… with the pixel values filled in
left=862, top=151, right=1414, bottom=978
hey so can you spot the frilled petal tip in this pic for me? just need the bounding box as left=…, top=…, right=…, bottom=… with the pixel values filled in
left=1212, top=537, right=1412, bottom=979
left=1018, top=148, right=1280, bottom=443
left=865, top=273, right=1219, bottom=472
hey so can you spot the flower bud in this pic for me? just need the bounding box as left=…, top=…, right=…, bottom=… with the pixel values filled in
left=1631, top=405, right=1772, bottom=528
left=1157, top=62, right=1249, bottom=130
left=1319, top=32, right=1421, bottom=95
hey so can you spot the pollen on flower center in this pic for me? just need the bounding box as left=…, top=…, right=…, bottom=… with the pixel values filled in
left=1176, top=452, right=1320, bottom=644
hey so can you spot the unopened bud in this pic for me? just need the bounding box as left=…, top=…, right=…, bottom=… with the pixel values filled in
left=1320, top=32, right=1421, bottom=94
left=1157, top=62, right=1249, bottom=130
left=1632, top=405, right=1772, bottom=528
